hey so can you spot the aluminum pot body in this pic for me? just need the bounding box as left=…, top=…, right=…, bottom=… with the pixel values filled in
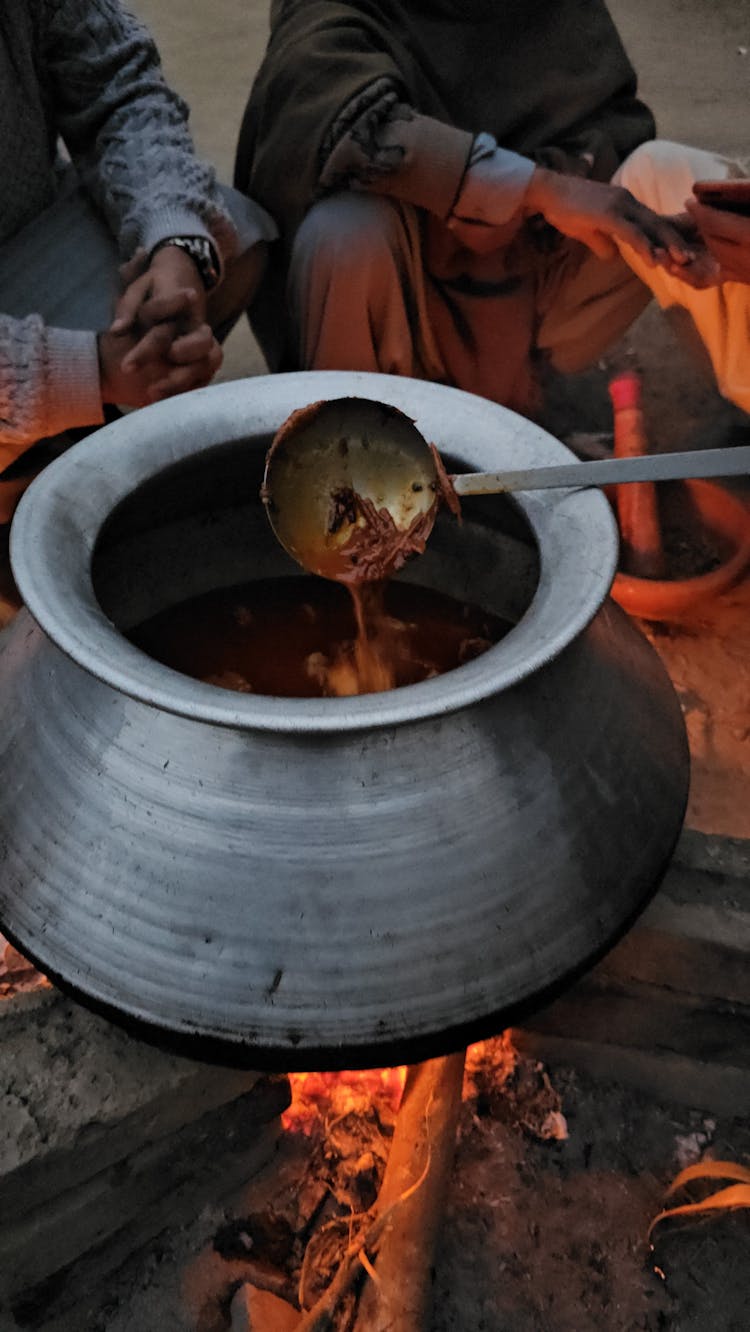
left=0, top=373, right=689, bottom=1067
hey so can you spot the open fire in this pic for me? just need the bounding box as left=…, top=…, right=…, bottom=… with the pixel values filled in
left=282, top=1065, right=407, bottom=1135
left=215, top=1036, right=568, bottom=1331
left=0, top=934, right=49, bottom=998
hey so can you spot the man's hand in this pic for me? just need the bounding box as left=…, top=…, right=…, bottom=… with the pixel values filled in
left=525, top=168, right=700, bottom=272
left=685, top=198, right=750, bottom=284
left=111, top=244, right=207, bottom=337
left=100, top=244, right=222, bottom=405
left=98, top=322, right=222, bottom=407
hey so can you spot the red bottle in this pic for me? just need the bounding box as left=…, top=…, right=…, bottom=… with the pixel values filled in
left=608, top=372, right=665, bottom=580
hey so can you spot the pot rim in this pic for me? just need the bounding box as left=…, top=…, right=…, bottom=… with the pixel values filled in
left=10, top=371, right=618, bottom=733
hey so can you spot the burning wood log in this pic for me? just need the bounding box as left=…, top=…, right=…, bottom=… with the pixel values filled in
left=352, top=1050, right=466, bottom=1331
left=285, top=1053, right=465, bottom=1331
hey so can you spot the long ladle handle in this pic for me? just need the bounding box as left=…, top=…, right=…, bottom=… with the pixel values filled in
left=451, top=444, right=750, bottom=496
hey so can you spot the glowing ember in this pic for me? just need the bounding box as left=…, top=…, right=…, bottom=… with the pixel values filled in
left=0, top=935, right=49, bottom=999
left=282, top=1066, right=407, bottom=1134
left=282, top=1036, right=528, bottom=1135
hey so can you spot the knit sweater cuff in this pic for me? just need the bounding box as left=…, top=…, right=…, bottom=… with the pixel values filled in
left=44, top=328, right=105, bottom=438
left=139, top=207, right=235, bottom=276
left=139, top=206, right=214, bottom=253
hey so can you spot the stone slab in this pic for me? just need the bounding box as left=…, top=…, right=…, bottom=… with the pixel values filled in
left=516, top=831, right=750, bottom=1113
left=0, top=986, right=270, bottom=1220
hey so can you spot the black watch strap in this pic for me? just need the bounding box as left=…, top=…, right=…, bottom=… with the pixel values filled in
left=151, top=235, right=221, bottom=290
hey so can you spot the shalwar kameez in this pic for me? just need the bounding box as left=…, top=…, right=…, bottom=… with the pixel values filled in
left=237, top=0, right=750, bottom=414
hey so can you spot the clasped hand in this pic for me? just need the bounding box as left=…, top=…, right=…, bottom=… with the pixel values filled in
left=98, top=245, right=222, bottom=407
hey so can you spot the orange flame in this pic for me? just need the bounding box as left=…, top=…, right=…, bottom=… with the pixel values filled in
left=283, top=1065, right=407, bottom=1133
left=282, top=1037, right=521, bottom=1134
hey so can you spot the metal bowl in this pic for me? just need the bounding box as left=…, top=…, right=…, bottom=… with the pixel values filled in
left=0, top=372, right=688, bottom=1068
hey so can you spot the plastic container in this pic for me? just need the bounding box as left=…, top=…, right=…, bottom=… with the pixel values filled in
left=611, top=478, right=750, bottom=621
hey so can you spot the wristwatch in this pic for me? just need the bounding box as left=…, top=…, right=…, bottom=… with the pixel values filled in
left=151, top=235, right=221, bottom=291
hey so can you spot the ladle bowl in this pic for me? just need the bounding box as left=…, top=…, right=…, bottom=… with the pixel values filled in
left=262, top=397, right=440, bottom=582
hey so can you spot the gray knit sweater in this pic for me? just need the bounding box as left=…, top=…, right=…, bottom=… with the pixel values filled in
left=0, top=0, right=237, bottom=456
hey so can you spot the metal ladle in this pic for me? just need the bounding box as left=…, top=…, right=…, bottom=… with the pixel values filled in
left=262, top=396, right=750, bottom=582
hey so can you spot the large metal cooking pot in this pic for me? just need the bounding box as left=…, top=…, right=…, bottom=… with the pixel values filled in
left=0, top=372, right=688, bottom=1068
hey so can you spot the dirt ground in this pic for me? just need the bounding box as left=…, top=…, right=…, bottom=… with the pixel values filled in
left=433, top=1065, right=750, bottom=1332
left=4, top=3, right=749, bottom=1329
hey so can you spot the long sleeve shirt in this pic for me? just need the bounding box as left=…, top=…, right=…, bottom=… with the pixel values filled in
left=0, top=0, right=237, bottom=453
left=317, top=77, right=537, bottom=249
